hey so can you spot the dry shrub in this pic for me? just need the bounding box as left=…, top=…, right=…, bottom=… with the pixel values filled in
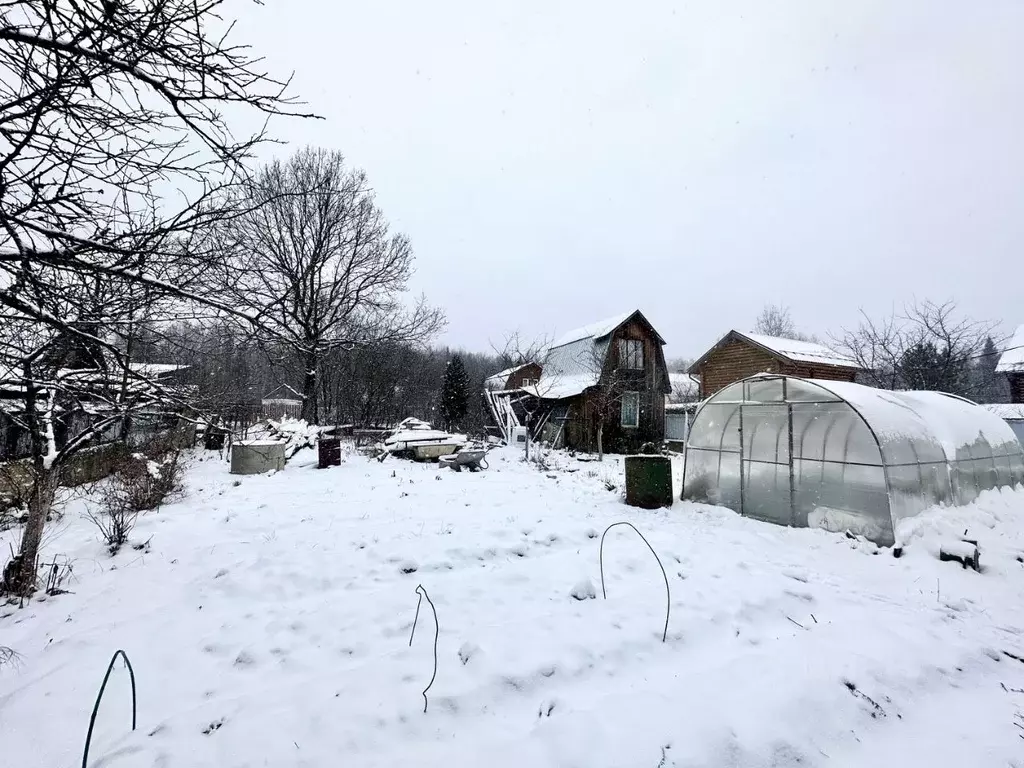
left=87, top=440, right=184, bottom=553
left=0, top=646, right=19, bottom=669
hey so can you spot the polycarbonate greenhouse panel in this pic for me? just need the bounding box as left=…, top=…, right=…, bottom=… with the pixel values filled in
left=742, top=460, right=792, bottom=525
left=783, top=377, right=842, bottom=403
left=744, top=377, right=784, bottom=403
left=794, top=459, right=891, bottom=543
left=741, top=404, right=789, bottom=464
left=687, top=402, right=741, bottom=451
left=682, top=374, right=1024, bottom=546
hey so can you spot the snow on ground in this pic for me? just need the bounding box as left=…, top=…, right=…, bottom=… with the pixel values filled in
left=3, top=446, right=1024, bottom=768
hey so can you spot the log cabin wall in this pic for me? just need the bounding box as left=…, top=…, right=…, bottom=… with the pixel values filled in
left=695, top=336, right=859, bottom=398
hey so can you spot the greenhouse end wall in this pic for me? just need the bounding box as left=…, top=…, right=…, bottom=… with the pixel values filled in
left=682, top=375, right=1024, bottom=546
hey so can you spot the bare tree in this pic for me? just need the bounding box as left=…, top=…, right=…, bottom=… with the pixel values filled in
left=0, top=0, right=313, bottom=596
left=753, top=304, right=815, bottom=341
left=582, top=346, right=636, bottom=462
left=832, top=299, right=1000, bottom=398
left=216, top=148, right=445, bottom=422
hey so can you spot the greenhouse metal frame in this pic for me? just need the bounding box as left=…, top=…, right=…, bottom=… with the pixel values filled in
left=682, top=375, right=1024, bottom=545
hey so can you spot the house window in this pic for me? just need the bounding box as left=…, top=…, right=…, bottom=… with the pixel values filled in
left=521, top=378, right=535, bottom=388
left=621, top=392, right=640, bottom=428
left=620, top=339, right=644, bottom=370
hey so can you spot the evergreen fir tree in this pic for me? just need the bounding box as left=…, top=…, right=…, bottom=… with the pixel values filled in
left=440, top=354, right=470, bottom=431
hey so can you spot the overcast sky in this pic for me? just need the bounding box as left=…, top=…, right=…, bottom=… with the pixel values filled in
left=234, top=1, right=1024, bottom=361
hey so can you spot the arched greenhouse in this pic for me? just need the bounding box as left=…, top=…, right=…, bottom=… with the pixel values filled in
left=682, top=375, right=1024, bottom=545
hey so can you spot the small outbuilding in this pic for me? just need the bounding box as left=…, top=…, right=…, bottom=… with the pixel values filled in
left=682, top=374, right=1024, bottom=545
left=688, top=330, right=865, bottom=399
left=484, top=363, right=543, bottom=392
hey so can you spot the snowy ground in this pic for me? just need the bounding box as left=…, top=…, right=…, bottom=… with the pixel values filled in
left=3, top=445, right=1024, bottom=768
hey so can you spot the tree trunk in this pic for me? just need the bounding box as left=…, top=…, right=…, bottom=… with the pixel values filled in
left=11, top=470, right=54, bottom=595
left=300, top=351, right=319, bottom=423
left=10, top=364, right=55, bottom=597
left=597, top=421, right=604, bottom=462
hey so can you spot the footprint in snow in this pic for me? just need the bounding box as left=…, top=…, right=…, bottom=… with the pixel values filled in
left=458, top=642, right=480, bottom=666
left=537, top=699, right=558, bottom=718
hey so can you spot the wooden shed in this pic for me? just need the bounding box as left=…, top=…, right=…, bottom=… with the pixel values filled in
left=689, top=330, right=864, bottom=398
left=484, top=363, right=543, bottom=392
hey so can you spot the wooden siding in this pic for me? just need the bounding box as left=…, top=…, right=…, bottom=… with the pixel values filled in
left=1010, top=373, right=1024, bottom=405
left=696, top=337, right=858, bottom=397
left=697, top=339, right=780, bottom=397
left=506, top=362, right=543, bottom=390
left=778, top=362, right=858, bottom=384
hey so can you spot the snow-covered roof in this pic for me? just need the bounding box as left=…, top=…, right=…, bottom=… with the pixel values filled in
left=527, top=336, right=607, bottom=400
left=983, top=403, right=1024, bottom=421
left=484, top=364, right=534, bottom=391
left=529, top=310, right=665, bottom=401
left=741, top=332, right=860, bottom=368
left=666, top=401, right=701, bottom=414
left=691, top=330, right=862, bottom=372
left=995, top=324, right=1024, bottom=373
left=263, top=383, right=304, bottom=400
left=549, top=312, right=635, bottom=350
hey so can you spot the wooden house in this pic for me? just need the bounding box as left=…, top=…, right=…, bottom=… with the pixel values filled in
left=530, top=310, right=671, bottom=453
left=688, top=330, right=864, bottom=398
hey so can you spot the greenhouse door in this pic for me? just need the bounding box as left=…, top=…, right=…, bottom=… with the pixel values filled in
left=739, top=404, right=794, bottom=526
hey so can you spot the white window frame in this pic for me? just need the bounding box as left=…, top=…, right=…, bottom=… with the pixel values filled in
left=620, top=391, right=640, bottom=428
left=620, top=338, right=644, bottom=370
left=520, top=378, right=535, bottom=388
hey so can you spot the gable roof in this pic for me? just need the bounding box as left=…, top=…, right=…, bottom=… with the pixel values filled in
left=689, top=330, right=862, bottom=373
left=264, top=383, right=304, bottom=400
left=996, top=324, right=1024, bottom=373
left=530, top=310, right=665, bottom=400
left=548, top=310, right=665, bottom=351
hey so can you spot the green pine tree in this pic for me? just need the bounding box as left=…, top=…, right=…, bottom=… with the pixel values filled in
left=440, top=354, right=470, bottom=431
